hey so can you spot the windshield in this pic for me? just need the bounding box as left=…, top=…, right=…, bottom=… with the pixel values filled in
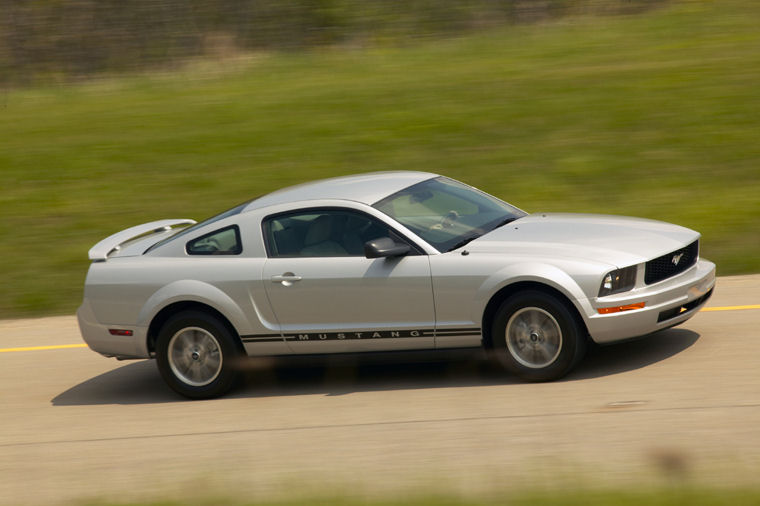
left=144, top=198, right=258, bottom=253
left=373, top=177, right=526, bottom=252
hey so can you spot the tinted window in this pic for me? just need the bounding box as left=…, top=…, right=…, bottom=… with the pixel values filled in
left=373, top=176, right=526, bottom=252
left=146, top=198, right=259, bottom=253
left=263, top=209, right=412, bottom=258
left=186, top=225, right=242, bottom=255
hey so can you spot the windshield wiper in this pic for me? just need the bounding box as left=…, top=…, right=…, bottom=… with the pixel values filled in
left=492, top=216, right=519, bottom=230
left=447, top=233, right=482, bottom=252
left=446, top=216, right=522, bottom=252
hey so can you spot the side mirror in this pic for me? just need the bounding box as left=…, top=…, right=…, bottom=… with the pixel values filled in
left=364, top=237, right=411, bottom=259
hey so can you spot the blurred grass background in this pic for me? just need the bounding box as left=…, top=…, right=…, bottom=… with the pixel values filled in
left=79, top=487, right=760, bottom=505
left=2, top=0, right=759, bottom=318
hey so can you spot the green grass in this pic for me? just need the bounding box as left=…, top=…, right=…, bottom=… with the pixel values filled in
left=80, top=488, right=760, bottom=506
left=2, top=0, right=759, bottom=318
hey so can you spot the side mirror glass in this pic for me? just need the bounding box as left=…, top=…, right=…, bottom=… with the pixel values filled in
left=364, top=237, right=411, bottom=259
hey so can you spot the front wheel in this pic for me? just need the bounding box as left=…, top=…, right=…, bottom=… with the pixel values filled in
left=156, top=311, right=243, bottom=399
left=491, top=290, right=586, bottom=381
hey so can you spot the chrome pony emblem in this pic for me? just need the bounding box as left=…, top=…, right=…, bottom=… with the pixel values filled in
left=672, top=252, right=684, bottom=266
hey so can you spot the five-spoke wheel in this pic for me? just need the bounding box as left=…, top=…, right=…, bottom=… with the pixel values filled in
left=492, top=290, right=586, bottom=381
left=156, top=311, right=242, bottom=399
left=167, top=326, right=223, bottom=387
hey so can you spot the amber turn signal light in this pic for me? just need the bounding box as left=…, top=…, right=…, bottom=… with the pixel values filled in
left=597, top=302, right=646, bottom=315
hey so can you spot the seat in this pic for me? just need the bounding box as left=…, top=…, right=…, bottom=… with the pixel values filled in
left=300, top=215, right=347, bottom=256
left=341, top=215, right=369, bottom=255
left=270, top=220, right=300, bottom=256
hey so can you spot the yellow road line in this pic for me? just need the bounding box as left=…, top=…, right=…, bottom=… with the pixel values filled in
left=0, top=343, right=87, bottom=353
left=701, top=305, right=760, bottom=312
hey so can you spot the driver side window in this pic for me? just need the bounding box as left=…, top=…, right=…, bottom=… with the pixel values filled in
left=263, top=209, right=409, bottom=258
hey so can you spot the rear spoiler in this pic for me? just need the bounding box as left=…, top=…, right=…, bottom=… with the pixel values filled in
left=88, top=219, right=197, bottom=261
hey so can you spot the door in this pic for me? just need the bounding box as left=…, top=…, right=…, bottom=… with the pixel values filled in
left=261, top=208, right=435, bottom=353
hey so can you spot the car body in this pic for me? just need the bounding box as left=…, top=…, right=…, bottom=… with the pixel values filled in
left=78, top=171, right=715, bottom=398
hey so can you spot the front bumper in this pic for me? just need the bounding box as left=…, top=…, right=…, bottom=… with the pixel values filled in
left=77, top=299, right=150, bottom=359
left=585, top=258, right=716, bottom=344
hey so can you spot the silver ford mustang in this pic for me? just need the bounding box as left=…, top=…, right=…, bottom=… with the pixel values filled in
left=78, top=172, right=715, bottom=398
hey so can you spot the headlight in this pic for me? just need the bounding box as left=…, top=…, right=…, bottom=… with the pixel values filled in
left=599, top=266, right=637, bottom=297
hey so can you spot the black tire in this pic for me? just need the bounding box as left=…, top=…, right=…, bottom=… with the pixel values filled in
left=491, top=290, right=586, bottom=381
left=156, top=310, right=243, bottom=399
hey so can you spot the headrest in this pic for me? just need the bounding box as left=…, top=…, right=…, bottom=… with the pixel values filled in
left=304, top=215, right=332, bottom=246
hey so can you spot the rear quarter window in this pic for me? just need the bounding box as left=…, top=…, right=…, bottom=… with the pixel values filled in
left=186, top=225, right=242, bottom=255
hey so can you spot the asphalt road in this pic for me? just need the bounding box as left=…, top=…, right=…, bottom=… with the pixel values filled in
left=1, top=275, right=759, bottom=505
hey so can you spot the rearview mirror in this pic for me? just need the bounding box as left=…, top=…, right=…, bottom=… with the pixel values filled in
left=364, top=237, right=410, bottom=259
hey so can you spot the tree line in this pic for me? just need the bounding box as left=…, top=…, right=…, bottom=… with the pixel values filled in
left=1, top=0, right=664, bottom=86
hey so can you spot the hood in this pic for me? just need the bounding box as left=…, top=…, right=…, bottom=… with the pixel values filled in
left=466, top=213, right=699, bottom=268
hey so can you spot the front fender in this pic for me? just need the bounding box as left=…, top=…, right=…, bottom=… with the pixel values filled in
left=474, top=262, right=594, bottom=323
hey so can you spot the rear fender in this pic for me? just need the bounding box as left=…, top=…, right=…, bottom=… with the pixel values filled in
left=137, top=280, right=250, bottom=335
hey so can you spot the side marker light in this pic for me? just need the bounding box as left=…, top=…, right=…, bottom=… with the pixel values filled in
left=108, top=329, right=134, bottom=336
left=598, top=302, right=646, bottom=315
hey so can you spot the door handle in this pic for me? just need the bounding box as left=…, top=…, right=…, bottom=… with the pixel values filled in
left=271, top=272, right=302, bottom=286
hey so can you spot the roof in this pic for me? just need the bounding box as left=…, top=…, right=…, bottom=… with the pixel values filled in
left=242, top=171, right=437, bottom=212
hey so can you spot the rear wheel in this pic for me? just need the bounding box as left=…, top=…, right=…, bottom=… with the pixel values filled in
left=491, top=290, right=586, bottom=381
left=156, top=311, right=242, bottom=399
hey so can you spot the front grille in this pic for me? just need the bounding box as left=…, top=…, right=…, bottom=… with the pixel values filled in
left=645, top=240, right=699, bottom=285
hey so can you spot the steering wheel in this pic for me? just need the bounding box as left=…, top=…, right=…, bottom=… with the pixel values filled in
left=430, top=210, right=459, bottom=230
